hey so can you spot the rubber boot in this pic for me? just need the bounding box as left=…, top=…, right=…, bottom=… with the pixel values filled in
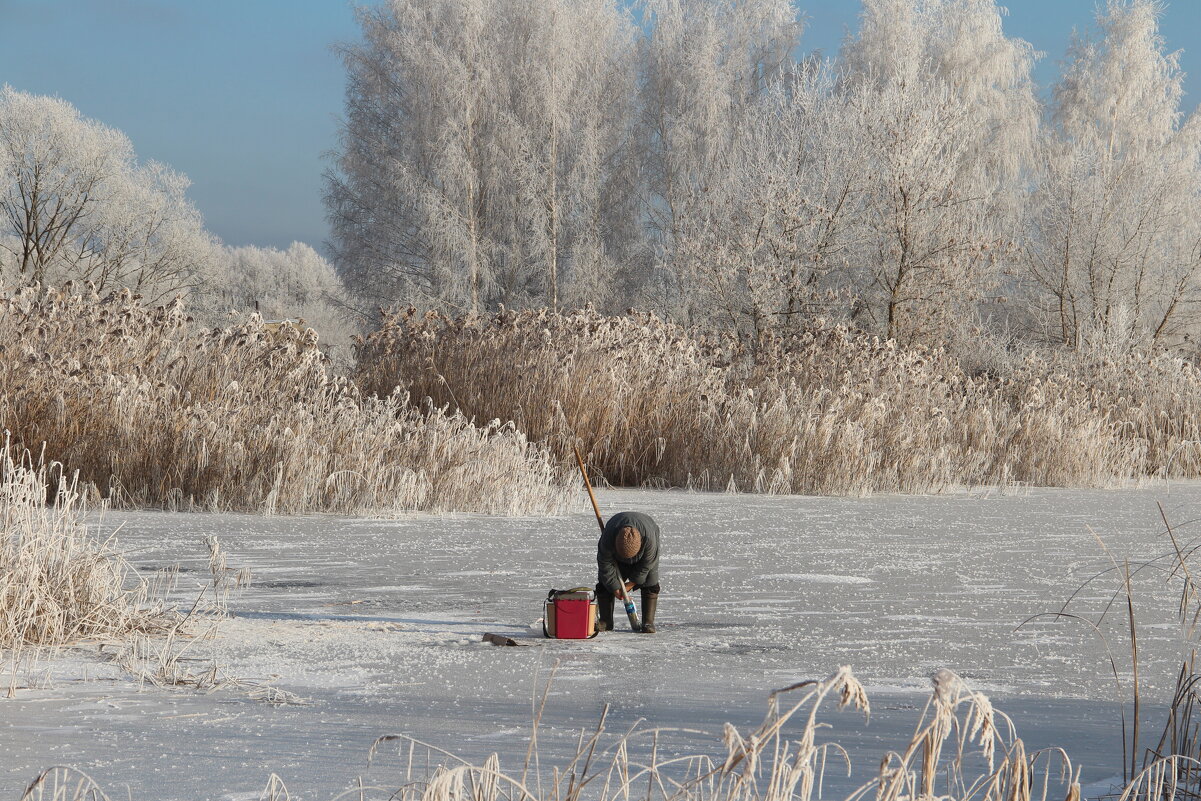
left=640, top=589, right=659, bottom=634
left=595, top=586, right=614, bottom=632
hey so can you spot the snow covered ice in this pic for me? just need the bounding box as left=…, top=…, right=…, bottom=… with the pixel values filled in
left=3, top=484, right=1194, bottom=799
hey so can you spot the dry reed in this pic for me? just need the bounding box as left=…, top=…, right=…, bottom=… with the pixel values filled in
left=0, top=442, right=165, bottom=650
left=0, top=285, right=575, bottom=515
left=0, top=429, right=304, bottom=700
left=355, top=307, right=1201, bottom=494
left=1, top=439, right=167, bottom=667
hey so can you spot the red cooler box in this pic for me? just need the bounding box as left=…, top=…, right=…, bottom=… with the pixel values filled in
left=543, top=588, right=598, bottom=639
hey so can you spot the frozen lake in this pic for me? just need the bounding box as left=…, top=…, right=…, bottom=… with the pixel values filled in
left=3, top=484, right=1198, bottom=800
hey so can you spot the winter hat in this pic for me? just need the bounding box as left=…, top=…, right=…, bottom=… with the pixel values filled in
left=616, top=526, right=641, bottom=560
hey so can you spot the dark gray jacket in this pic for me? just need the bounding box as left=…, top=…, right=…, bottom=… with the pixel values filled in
left=597, top=511, right=660, bottom=594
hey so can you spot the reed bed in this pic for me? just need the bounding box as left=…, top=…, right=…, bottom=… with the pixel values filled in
left=0, top=285, right=575, bottom=515
left=0, top=428, right=292, bottom=697
left=0, top=441, right=164, bottom=651
left=355, top=307, right=1201, bottom=494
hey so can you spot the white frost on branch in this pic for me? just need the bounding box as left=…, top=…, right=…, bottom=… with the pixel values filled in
left=324, top=0, right=1201, bottom=353
left=0, top=86, right=219, bottom=301
left=1024, top=0, right=1201, bottom=350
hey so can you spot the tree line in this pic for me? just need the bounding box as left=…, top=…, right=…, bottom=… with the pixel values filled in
left=326, top=0, right=1201, bottom=352
left=0, top=87, right=350, bottom=342
left=2, top=0, right=1196, bottom=356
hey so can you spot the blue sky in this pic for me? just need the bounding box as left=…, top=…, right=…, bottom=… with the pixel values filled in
left=1, top=0, right=1199, bottom=254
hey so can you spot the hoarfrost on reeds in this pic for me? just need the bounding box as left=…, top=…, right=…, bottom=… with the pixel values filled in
left=0, top=284, right=575, bottom=516
left=0, top=442, right=163, bottom=649
left=356, top=307, right=1201, bottom=494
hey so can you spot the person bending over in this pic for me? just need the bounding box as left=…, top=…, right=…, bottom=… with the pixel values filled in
left=596, top=511, right=660, bottom=634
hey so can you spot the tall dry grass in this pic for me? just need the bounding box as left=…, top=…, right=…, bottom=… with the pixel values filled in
left=0, top=285, right=574, bottom=515
left=0, top=441, right=164, bottom=651
left=355, top=307, right=1201, bottom=494
left=1002, top=350, right=1201, bottom=480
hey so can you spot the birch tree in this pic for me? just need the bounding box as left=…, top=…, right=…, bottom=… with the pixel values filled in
left=500, top=0, right=641, bottom=310
left=637, top=0, right=802, bottom=315
left=676, top=66, right=867, bottom=338
left=326, top=0, right=495, bottom=312
left=1023, top=0, right=1201, bottom=350
left=839, top=0, right=1037, bottom=341
left=848, top=78, right=1008, bottom=340
left=326, top=0, right=639, bottom=313
left=842, top=0, right=1038, bottom=171
left=0, top=87, right=218, bottom=300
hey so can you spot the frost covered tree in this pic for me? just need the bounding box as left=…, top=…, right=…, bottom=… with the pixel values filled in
left=838, top=0, right=1037, bottom=341
left=325, top=0, right=494, bottom=312
left=326, top=0, right=1201, bottom=354
left=842, top=0, right=1038, bottom=189
left=0, top=87, right=218, bottom=300
left=674, top=66, right=868, bottom=337
left=1022, top=0, right=1201, bottom=349
left=502, top=0, right=643, bottom=310
left=846, top=76, right=1010, bottom=340
left=326, top=0, right=639, bottom=313
left=637, top=0, right=802, bottom=312
left=676, top=0, right=1036, bottom=341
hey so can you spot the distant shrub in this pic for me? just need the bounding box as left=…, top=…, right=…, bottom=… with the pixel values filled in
left=0, top=285, right=573, bottom=515
left=199, top=242, right=360, bottom=365
left=355, top=307, right=1200, bottom=494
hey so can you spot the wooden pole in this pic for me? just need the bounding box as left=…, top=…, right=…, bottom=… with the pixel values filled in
left=573, top=444, right=605, bottom=535
left=573, top=444, right=639, bottom=630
